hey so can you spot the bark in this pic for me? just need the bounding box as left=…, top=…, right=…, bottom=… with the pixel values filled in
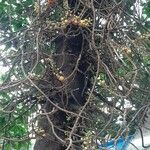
left=34, top=1, right=94, bottom=149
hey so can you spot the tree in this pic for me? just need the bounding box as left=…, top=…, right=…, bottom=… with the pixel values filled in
left=0, top=0, right=149, bottom=150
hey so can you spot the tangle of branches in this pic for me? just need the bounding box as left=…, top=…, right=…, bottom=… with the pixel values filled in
left=0, top=0, right=149, bottom=150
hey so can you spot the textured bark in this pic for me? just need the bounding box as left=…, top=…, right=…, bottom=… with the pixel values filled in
left=34, top=1, right=93, bottom=149
left=34, top=29, right=87, bottom=150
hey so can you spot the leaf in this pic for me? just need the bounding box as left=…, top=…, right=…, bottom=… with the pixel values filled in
left=34, top=62, right=45, bottom=75
left=0, top=2, right=5, bottom=14
left=144, top=21, right=150, bottom=29
left=15, top=3, right=23, bottom=14
left=23, top=0, right=34, bottom=6
left=5, top=144, right=11, bottom=150
left=12, top=19, right=23, bottom=31
left=9, top=124, right=27, bottom=137
left=0, top=116, right=6, bottom=127
left=143, top=1, right=150, bottom=17
left=0, top=91, right=10, bottom=101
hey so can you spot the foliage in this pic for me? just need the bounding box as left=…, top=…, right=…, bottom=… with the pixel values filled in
left=0, top=0, right=149, bottom=149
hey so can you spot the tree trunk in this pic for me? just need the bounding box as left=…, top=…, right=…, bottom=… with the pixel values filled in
left=34, top=1, right=94, bottom=149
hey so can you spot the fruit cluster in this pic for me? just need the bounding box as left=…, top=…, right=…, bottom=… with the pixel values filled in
left=61, top=15, right=92, bottom=27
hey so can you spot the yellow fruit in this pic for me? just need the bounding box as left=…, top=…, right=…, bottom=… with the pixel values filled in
left=64, top=20, right=68, bottom=24
left=73, top=20, right=78, bottom=25
left=56, top=74, right=65, bottom=81
left=59, top=76, right=65, bottom=81
left=80, top=20, right=85, bottom=24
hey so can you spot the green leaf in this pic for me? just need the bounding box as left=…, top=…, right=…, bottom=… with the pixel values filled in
left=15, top=3, right=23, bottom=14
left=0, top=91, right=10, bottom=101
left=0, top=116, right=6, bottom=127
left=144, top=21, right=150, bottom=29
left=9, top=124, right=27, bottom=137
left=34, top=63, right=45, bottom=75
left=143, top=1, right=150, bottom=17
left=12, top=19, right=23, bottom=31
left=5, top=143, right=11, bottom=150
left=23, top=0, right=34, bottom=6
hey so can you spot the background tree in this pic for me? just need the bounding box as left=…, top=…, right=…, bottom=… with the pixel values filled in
left=0, top=0, right=149, bottom=150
